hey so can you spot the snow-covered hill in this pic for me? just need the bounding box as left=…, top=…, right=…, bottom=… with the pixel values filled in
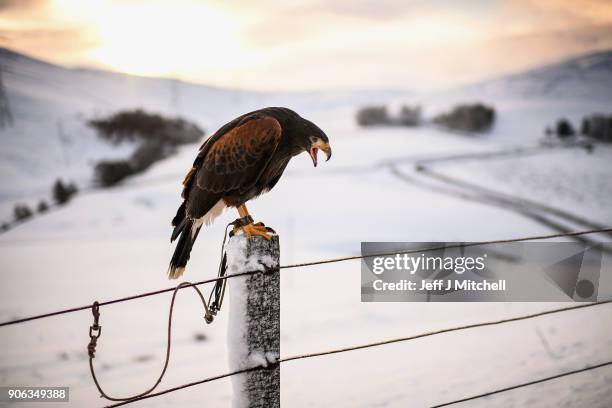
left=412, top=49, right=612, bottom=145
left=0, top=48, right=407, bottom=203
left=461, top=49, right=612, bottom=102
left=0, top=47, right=262, bottom=200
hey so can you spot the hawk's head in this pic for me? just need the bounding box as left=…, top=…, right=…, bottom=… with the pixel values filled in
left=299, top=118, right=332, bottom=167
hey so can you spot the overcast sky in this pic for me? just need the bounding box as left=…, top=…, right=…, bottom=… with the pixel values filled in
left=1, top=0, right=611, bottom=91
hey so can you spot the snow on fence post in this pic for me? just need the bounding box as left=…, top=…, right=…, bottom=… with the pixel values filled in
left=226, top=232, right=280, bottom=408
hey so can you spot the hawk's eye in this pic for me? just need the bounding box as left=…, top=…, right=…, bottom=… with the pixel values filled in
left=309, top=135, right=319, bottom=144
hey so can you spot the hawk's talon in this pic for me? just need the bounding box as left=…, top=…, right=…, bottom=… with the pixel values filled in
left=232, top=222, right=274, bottom=240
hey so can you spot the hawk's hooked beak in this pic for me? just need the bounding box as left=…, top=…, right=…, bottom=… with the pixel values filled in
left=309, top=141, right=332, bottom=167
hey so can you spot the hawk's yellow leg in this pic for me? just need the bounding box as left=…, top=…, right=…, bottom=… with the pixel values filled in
left=233, top=204, right=273, bottom=240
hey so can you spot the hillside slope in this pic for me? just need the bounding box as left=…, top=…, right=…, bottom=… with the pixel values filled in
left=0, top=47, right=266, bottom=200
left=0, top=48, right=406, bottom=205
left=464, top=49, right=612, bottom=101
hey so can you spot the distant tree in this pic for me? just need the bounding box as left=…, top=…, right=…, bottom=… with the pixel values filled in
left=130, top=142, right=169, bottom=172
left=356, top=104, right=423, bottom=127
left=37, top=200, right=49, bottom=213
left=433, top=103, right=495, bottom=133
left=580, top=118, right=590, bottom=136
left=356, top=106, right=392, bottom=126
left=88, top=109, right=204, bottom=145
left=94, top=160, right=134, bottom=187
left=53, top=179, right=78, bottom=205
left=556, top=119, right=575, bottom=138
left=88, top=109, right=204, bottom=186
left=94, top=141, right=174, bottom=187
left=544, top=126, right=553, bottom=136
left=398, top=105, right=421, bottom=126
left=0, top=222, right=9, bottom=232
left=580, top=114, right=612, bottom=142
left=14, top=204, right=33, bottom=221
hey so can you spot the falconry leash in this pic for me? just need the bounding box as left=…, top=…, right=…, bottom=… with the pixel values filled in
left=86, top=216, right=258, bottom=401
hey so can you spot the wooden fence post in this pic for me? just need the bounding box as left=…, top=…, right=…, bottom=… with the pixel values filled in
left=227, top=233, right=280, bottom=408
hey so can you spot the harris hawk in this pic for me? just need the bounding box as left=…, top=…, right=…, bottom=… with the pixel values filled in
left=168, top=107, right=331, bottom=279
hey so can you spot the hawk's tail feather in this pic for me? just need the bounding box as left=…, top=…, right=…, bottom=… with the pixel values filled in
left=171, top=201, right=186, bottom=228
left=168, top=218, right=200, bottom=279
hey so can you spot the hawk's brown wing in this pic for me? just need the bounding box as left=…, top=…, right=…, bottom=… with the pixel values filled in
left=176, top=114, right=281, bottom=222
left=183, top=115, right=282, bottom=199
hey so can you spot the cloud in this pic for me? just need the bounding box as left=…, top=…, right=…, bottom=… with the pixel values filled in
left=304, top=0, right=427, bottom=20
left=0, top=27, right=94, bottom=50
left=0, top=0, right=44, bottom=11
left=482, top=22, right=612, bottom=71
left=216, top=21, right=612, bottom=91
left=0, top=27, right=97, bottom=67
left=1, top=0, right=611, bottom=90
left=0, top=0, right=98, bottom=65
left=511, top=0, right=612, bottom=27
left=233, top=0, right=499, bottom=48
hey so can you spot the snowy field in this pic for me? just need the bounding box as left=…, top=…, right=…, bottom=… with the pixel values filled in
left=1, top=49, right=612, bottom=407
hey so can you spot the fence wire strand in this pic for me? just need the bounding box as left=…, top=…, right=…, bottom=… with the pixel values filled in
left=282, top=227, right=612, bottom=269
left=431, top=360, right=612, bottom=407
left=103, top=300, right=612, bottom=407
left=1, top=227, right=611, bottom=328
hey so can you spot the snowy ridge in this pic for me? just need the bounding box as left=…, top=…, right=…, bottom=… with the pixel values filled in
left=460, top=49, right=612, bottom=102
left=0, top=47, right=407, bottom=207
left=0, top=47, right=265, bottom=202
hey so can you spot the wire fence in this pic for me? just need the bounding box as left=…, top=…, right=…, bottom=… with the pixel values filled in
left=104, top=300, right=612, bottom=407
left=1, top=226, right=610, bottom=328
left=1, top=226, right=611, bottom=407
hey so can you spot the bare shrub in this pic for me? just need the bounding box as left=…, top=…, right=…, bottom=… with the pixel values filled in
left=14, top=204, right=33, bottom=221
left=581, top=114, right=612, bottom=142
left=555, top=119, right=575, bottom=138
left=94, top=161, right=134, bottom=187
left=398, top=105, right=421, bottom=126
left=37, top=200, right=49, bottom=213
left=53, top=179, right=78, bottom=205
left=89, top=109, right=203, bottom=146
left=433, top=103, right=495, bottom=133
left=90, top=109, right=205, bottom=187
left=356, top=106, right=391, bottom=126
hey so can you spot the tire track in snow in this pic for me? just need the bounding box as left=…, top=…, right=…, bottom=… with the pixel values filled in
left=387, top=151, right=612, bottom=250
